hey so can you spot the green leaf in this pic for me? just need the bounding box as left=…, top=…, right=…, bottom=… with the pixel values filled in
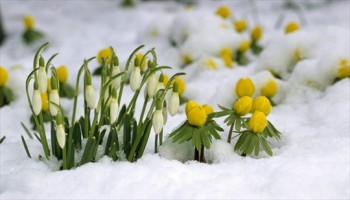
left=178, top=127, right=194, bottom=143
left=123, top=114, right=131, bottom=156
left=234, top=131, right=248, bottom=152
left=241, top=133, right=253, bottom=153
left=254, top=139, right=260, bottom=156
left=21, top=135, right=31, bottom=158
left=200, top=129, right=211, bottom=149
left=192, top=129, right=202, bottom=151
left=73, top=122, right=82, bottom=149
left=21, top=122, right=33, bottom=139
left=246, top=135, right=258, bottom=155
left=136, top=119, right=152, bottom=159
left=79, top=137, right=96, bottom=166
left=0, top=136, right=5, bottom=144
left=259, top=136, right=273, bottom=156
left=235, top=118, right=241, bottom=132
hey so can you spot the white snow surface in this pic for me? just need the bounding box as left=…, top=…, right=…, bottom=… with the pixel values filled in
left=0, top=0, right=349, bottom=199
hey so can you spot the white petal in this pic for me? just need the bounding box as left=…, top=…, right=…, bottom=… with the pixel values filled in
left=162, top=107, right=167, bottom=125
left=110, top=98, right=119, bottom=124
left=152, top=110, right=163, bottom=134
left=56, top=124, right=66, bottom=149
left=49, top=90, right=60, bottom=116
left=130, top=67, right=141, bottom=92
left=32, top=90, right=42, bottom=115
left=112, top=66, right=121, bottom=89
left=38, top=67, right=48, bottom=93
left=147, top=73, right=158, bottom=98
left=85, top=85, right=95, bottom=109
left=168, top=92, right=179, bottom=116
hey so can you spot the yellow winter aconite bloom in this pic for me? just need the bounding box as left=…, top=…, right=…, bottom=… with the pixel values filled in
left=162, top=74, right=169, bottom=87
left=337, top=59, right=350, bottom=79
left=285, top=22, right=300, bottom=34
left=24, top=15, right=35, bottom=30
left=221, top=47, right=233, bottom=68
left=253, top=96, right=272, bottom=116
left=202, top=104, right=214, bottom=115
left=47, top=78, right=51, bottom=92
left=56, top=65, right=68, bottom=84
left=235, top=78, right=255, bottom=97
left=0, top=66, right=9, bottom=87
left=206, top=58, right=217, bottom=70
left=185, top=100, right=199, bottom=115
left=136, top=53, right=147, bottom=71
left=261, top=80, right=278, bottom=98
left=183, top=54, right=192, bottom=65
left=41, top=92, right=49, bottom=111
left=216, top=5, right=231, bottom=19
left=238, top=40, right=251, bottom=53
left=234, top=96, right=253, bottom=116
left=97, top=47, right=112, bottom=64
left=234, top=19, right=247, bottom=33
left=249, top=111, right=267, bottom=133
left=172, top=77, right=186, bottom=96
left=187, top=105, right=207, bottom=127
left=251, top=25, right=263, bottom=41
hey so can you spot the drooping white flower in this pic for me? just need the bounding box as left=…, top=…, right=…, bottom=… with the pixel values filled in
left=32, top=89, right=42, bottom=115
left=85, top=85, right=95, bottom=109
left=130, top=67, right=141, bottom=92
left=37, top=67, right=48, bottom=93
left=147, top=73, right=158, bottom=98
left=112, top=65, right=121, bottom=89
left=168, top=92, right=179, bottom=116
left=110, top=97, right=119, bottom=124
left=56, top=124, right=66, bottom=149
left=152, top=109, right=163, bottom=134
left=49, top=89, right=60, bottom=116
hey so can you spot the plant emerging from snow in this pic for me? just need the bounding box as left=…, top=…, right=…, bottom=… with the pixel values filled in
left=0, top=66, right=14, bottom=107
left=22, top=15, right=44, bottom=44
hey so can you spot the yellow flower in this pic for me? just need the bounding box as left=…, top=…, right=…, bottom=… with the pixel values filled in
left=185, top=100, right=200, bottom=115
left=202, top=104, right=214, bottom=115
left=235, top=78, right=255, bottom=97
left=234, top=96, right=253, bottom=116
left=172, top=77, right=186, bottom=96
left=253, top=96, right=272, bottom=116
left=261, top=80, right=278, bottom=98
left=216, top=5, right=231, bottom=19
left=136, top=53, right=147, bottom=71
left=251, top=25, right=263, bottom=42
left=47, top=78, right=51, bottom=92
left=0, top=66, right=9, bottom=87
left=249, top=111, right=267, bottom=133
left=238, top=40, right=251, bottom=53
left=24, top=15, right=35, bottom=30
left=187, top=105, right=207, bottom=127
left=97, top=47, right=112, bottom=64
left=337, top=59, right=350, bottom=79
left=183, top=54, right=192, bottom=65
left=285, top=22, right=300, bottom=34
left=234, top=19, right=247, bottom=33
left=163, top=74, right=169, bottom=87
left=56, top=65, right=68, bottom=84
left=205, top=58, right=217, bottom=70
left=41, top=92, right=49, bottom=112
left=221, top=47, right=233, bottom=68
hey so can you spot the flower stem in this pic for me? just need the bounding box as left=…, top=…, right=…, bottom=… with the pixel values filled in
left=227, top=123, right=235, bottom=143
left=62, top=145, right=67, bottom=170
left=154, top=134, right=158, bottom=153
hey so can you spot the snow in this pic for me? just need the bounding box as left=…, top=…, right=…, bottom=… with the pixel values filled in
left=0, top=0, right=349, bottom=199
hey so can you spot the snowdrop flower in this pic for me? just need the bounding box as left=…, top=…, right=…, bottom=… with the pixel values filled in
left=85, top=85, right=95, bottom=109
left=234, top=96, right=253, bottom=116
left=23, top=15, right=34, bottom=30
left=235, top=78, right=255, bottom=97
left=49, top=89, right=60, bottom=116
left=249, top=111, right=267, bottom=134
left=147, top=73, right=158, bottom=98
left=216, top=5, right=231, bottom=19
left=111, top=65, right=121, bottom=89
left=251, top=25, right=263, bottom=42
left=168, top=83, right=179, bottom=116
left=155, top=74, right=165, bottom=94
left=0, top=66, right=9, bottom=87
left=56, top=113, right=66, bottom=149
left=37, top=66, right=47, bottom=93
left=285, top=21, right=300, bottom=34
left=110, top=96, right=119, bottom=124
left=136, top=53, right=147, bottom=71
left=130, top=66, right=141, bottom=92
left=261, top=80, right=278, bottom=98
left=56, top=65, right=68, bottom=84
left=32, top=82, right=42, bottom=115
left=234, top=19, right=248, bottom=33
left=162, top=73, right=169, bottom=87
left=152, top=109, right=163, bottom=134
left=253, top=96, right=272, bottom=116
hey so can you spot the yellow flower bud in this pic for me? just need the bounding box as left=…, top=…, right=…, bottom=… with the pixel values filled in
left=185, top=100, right=200, bottom=115
left=205, top=58, right=217, bottom=70
left=163, top=74, right=169, bottom=87
left=97, top=47, right=112, bottom=64
left=187, top=106, right=207, bottom=127
left=261, top=80, right=278, bottom=98
left=235, top=78, right=255, bottom=97
left=285, top=22, right=300, bottom=34
left=249, top=111, right=267, bottom=133
left=41, top=92, right=49, bottom=112
left=221, top=47, right=233, bottom=68
left=172, top=77, right=185, bottom=96
left=234, top=19, right=247, bottom=33
left=47, top=78, right=51, bottom=92
left=234, top=96, right=253, bottom=116
left=337, top=59, right=350, bottom=79
left=251, top=25, right=263, bottom=41
left=253, top=96, right=272, bottom=116
left=136, top=53, right=147, bottom=71
left=238, top=40, right=251, bottom=53
left=216, top=5, right=231, bottom=19
left=202, top=104, right=214, bottom=115
left=56, top=65, right=68, bottom=84
left=0, top=66, right=9, bottom=87
left=24, top=15, right=35, bottom=30
left=183, top=54, right=192, bottom=65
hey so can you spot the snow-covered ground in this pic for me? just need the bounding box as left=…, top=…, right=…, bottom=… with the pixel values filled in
left=0, top=0, right=349, bottom=199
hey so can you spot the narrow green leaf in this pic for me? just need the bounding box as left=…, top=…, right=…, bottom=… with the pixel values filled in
left=235, top=118, right=241, bottom=132
left=200, top=130, right=211, bottom=149
left=79, top=137, right=96, bottom=166
left=259, top=136, right=273, bottom=156
left=136, top=119, right=152, bottom=159
left=21, top=135, right=32, bottom=158
left=0, top=136, right=5, bottom=144
left=254, top=139, right=260, bottom=156
left=21, top=122, right=33, bottom=139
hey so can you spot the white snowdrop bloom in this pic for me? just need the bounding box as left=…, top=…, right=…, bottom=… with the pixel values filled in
left=162, top=105, right=167, bottom=125
left=49, top=89, right=60, bottom=116
left=112, top=65, right=121, bottom=89
left=37, top=67, right=47, bottom=93
left=32, top=89, right=42, bottom=115
left=130, top=67, right=141, bottom=92
left=85, top=85, right=95, bottom=109
left=147, top=73, right=158, bottom=98
left=56, top=124, right=66, bottom=149
left=110, top=97, right=119, bottom=124
left=152, top=109, right=163, bottom=134
left=155, top=82, right=165, bottom=95
left=168, top=92, right=179, bottom=116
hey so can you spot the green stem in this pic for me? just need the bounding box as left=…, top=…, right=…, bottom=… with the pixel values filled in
left=154, top=134, right=158, bottom=153
left=227, top=123, right=235, bottom=143
left=62, top=145, right=67, bottom=170
left=38, top=112, right=50, bottom=159
left=71, top=62, right=87, bottom=126
left=138, top=95, right=149, bottom=125
left=159, top=130, right=163, bottom=146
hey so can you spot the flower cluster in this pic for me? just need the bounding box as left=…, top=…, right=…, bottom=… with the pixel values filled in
left=22, top=15, right=44, bottom=44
